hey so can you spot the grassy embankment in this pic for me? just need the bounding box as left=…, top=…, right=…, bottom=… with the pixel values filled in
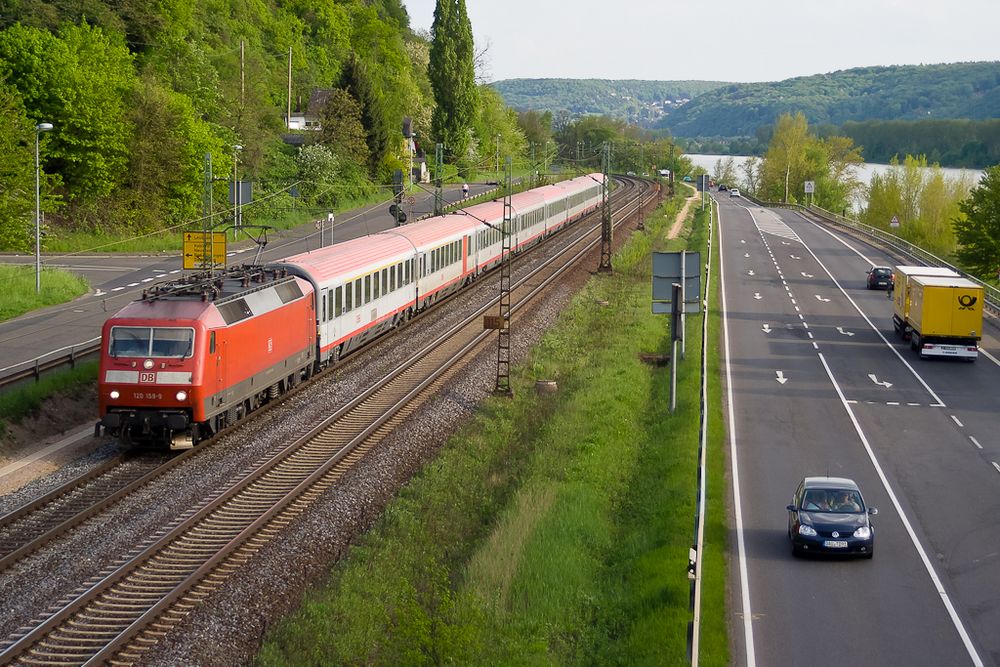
left=0, top=264, right=89, bottom=322
left=257, top=193, right=730, bottom=665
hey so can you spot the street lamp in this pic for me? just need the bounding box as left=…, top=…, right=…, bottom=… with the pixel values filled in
left=495, top=134, right=501, bottom=179
left=35, top=122, right=53, bottom=294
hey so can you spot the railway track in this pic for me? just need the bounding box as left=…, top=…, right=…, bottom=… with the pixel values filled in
left=0, top=176, right=654, bottom=665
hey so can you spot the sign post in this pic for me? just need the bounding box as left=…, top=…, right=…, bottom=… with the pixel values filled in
left=804, top=180, right=815, bottom=207
left=890, top=215, right=900, bottom=229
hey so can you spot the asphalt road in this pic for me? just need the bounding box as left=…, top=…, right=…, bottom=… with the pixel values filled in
left=718, top=193, right=1000, bottom=666
left=0, top=183, right=495, bottom=375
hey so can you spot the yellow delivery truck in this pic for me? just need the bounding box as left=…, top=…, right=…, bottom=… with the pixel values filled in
left=891, top=267, right=983, bottom=361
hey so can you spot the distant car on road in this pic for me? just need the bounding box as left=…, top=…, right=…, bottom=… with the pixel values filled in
left=866, top=265, right=894, bottom=290
left=730, top=188, right=741, bottom=197
left=718, top=184, right=728, bottom=191
left=787, top=476, right=876, bottom=558
left=683, top=175, right=693, bottom=182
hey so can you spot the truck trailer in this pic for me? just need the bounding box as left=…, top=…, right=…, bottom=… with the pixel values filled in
left=891, top=267, right=982, bottom=360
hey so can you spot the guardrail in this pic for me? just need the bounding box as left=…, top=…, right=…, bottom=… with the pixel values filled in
left=744, top=195, right=1000, bottom=316
left=0, top=337, right=102, bottom=395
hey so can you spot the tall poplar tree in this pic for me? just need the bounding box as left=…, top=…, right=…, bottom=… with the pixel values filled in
left=428, top=0, right=478, bottom=162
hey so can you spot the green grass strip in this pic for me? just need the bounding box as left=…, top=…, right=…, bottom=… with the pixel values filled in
left=0, top=361, right=98, bottom=448
left=0, top=265, right=89, bottom=323
left=257, top=193, right=728, bottom=666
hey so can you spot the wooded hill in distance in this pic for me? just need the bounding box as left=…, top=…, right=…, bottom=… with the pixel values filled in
left=491, top=78, right=730, bottom=127
left=493, top=63, right=1000, bottom=135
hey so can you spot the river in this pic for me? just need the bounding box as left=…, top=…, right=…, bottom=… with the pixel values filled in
left=685, top=153, right=983, bottom=203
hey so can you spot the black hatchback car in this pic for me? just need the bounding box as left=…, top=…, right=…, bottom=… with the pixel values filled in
left=787, top=477, right=877, bottom=558
left=866, top=265, right=894, bottom=290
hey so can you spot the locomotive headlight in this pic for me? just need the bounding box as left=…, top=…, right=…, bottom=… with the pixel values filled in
left=109, top=390, right=120, bottom=400
left=175, top=390, right=188, bottom=401
left=143, top=359, right=155, bottom=370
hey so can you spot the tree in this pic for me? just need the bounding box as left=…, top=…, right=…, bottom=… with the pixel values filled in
left=0, top=22, right=136, bottom=207
left=341, top=53, right=391, bottom=179
left=317, top=88, right=370, bottom=168
left=954, top=166, right=1000, bottom=278
left=428, top=0, right=478, bottom=162
left=712, top=157, right=738, bottom=187
left=0, top=82, right=38, bottom=250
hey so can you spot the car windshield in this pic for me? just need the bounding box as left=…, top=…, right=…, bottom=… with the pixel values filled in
left=873, top=268, right=891, bottom=277
left=802, top=488, right=863, bottom=513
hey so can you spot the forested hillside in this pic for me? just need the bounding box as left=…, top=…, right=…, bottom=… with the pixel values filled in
left=0, top=0, right=432, bottom=248
left=491, top=78, right=729, bottom=127
left=657, top=62, right=1000, bottom=137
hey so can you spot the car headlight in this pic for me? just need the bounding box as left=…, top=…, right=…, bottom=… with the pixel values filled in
left=109, top=390, right=120, bottom=400
left=176, top=390, right=188, bottom=401
left=853, top=526, right=871, bottom=539
left=798, top=525, right=817, bottom=537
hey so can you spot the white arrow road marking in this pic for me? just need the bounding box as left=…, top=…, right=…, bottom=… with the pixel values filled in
left=762, top=324, right=772, bottom=333
left=789, top=254, right=801, bottom=260
left=93, top=289, right=106, bottom=297
left=815, top=295, right=830, bottom=302
left=801, top=272, right=814, bottom=278
left=781, top=241, right=791, bottom=245
left=776, top=371, right=788, bottom=384
left=868, top=374, right=893, bottom=388
left=741, top=239, right=746, bottom=244
left=744, top=253, right=750, bottom=258
left=754, top=292, right=762, bottom=300
left=748, top=270, right=755, bottom=276
left=837, top=327, right=855, bottom=337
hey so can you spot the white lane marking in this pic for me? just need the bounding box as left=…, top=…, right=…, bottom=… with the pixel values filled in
left=817, top=352, right=985, bottom=667
left=112, top=287, right=125, bottom=291
left=127, top=282, right=140, bottom=287
left=776, top=370, right=788, bottom=384
left=789, top=254, right=801, bottom=260
left=807, top=332, right=814, bottom=339
left=993, top=462, right=1000, bottom=474
left=815, top=295, right=830, bottom=303
left=718, top=207, right=757, bottom=667
left=887, top=401, right=900, bottom=406
left=812, top=342, right=819, bottom=350
left=801, top=272, right=814, bottom=278
left=868, top=374, right=893, bottom=388
left=970, top=436, right=983, bottom=450
left=908, top=402, right=921, bottom=407
left=798, top=220, right=946, bottom=407
left=951, top=415, right=965, bottom=428
left=837, top=327, right=855, bottom=337
left=979, top=347, right=1000, bottom=368
left=141, top=277, right=155, bottom=283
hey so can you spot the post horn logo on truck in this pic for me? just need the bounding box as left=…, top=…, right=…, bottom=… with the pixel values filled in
left=958, top=294, right=978, bottom=310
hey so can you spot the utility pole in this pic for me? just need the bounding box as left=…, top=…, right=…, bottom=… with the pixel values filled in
left=598, top=142, right=613, bottom=273
left=434, top=143, right=443, bottom=216
left=240, top=40, right=245, bottom=109
left=495, top=157, right=514, bottom=397
left=286, top=47, right=292, bottom=129
left=784, top=163, right=790, bottom=203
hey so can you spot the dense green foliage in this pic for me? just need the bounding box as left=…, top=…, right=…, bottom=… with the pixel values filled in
left=658, top=63, right=1000, bottom=137
left=429, top=0, right=477, bottom=164
left=0, top=0, right=433, bottom=249
left=258, top=193, right=728, bottom=666
left=953, top=166, right=1000, bottom=278
left=747, top=112, right=864, bottom=213
left=861, top=155, right=973, bottom=258
left=839, top=119, right=1000, bottom=168
left=492, top=78, right=729, bottom=128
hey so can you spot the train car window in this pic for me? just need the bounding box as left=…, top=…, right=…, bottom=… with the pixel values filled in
left=345, top=283, right=353, bottom=311
left=382, top=268, right=388, bottom=292
left=151, top=327, right=194, bottom=358
left=335, top=286, right=343, bottom=317
left=390, top=266, right=396, bottom=292
left=373, top=271, right=380, bottom=299
left=364, top=275, right=371, bottom=303
left=328, top=290, right=334, bottom=319
left=354, top=279, right=362, bottom=307
left=321, top=289, right=327, bottom=322
left=210, top=331, right=216, bottom=354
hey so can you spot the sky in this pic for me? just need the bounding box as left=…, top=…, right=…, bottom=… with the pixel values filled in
left=403, top=0, right=1000, bottom=83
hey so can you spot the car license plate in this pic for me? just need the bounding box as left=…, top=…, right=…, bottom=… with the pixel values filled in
left=824, top=540, right=848, bottom=548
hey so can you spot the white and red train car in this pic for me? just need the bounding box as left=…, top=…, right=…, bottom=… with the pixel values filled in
left=97, top=174, right=604, bottom=448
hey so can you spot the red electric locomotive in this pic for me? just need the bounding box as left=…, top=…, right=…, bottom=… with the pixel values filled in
left=97, top=266, right=316, bottom=449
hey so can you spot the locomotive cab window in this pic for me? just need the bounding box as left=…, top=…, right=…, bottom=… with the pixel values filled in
left=109, top=326, right=194, bottom=358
